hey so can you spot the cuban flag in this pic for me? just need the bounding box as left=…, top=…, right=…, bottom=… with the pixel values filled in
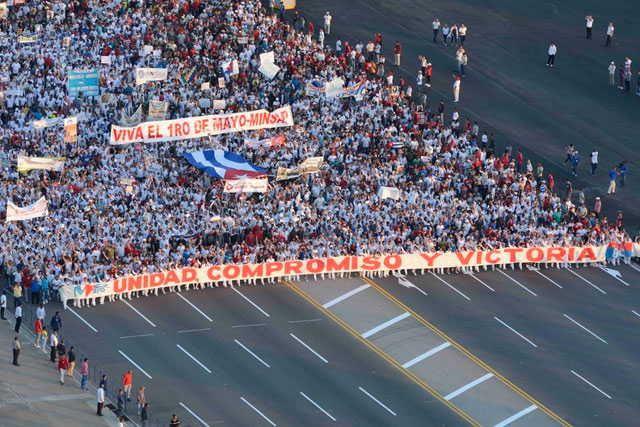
left=183, top=150, right=267, bottom=179
left=605, top=242, right=619, bottom=260
left=622, top=241, right=633, bottom=258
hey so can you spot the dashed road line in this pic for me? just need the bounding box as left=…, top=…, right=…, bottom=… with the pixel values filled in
left=632, top=310, right=640, bottom=319
left=240, top=397, right=276, bottom=426
left=494, top=317, right=538, bottom=348
left=233, top=288, right=270, bottom=317
left=429, top=273, right=471, bottom=301
left=470, top=274, right=495, bottom=292
left=358, top=386, right=397, bottom=416
left=179, top=402, right=211, bottom=427
left=361, top=312, right=411, bottom=338
left=177, top=328, right=211, bottom=334
left=119, top=333, right=154, bottom=339
left=322, top=284, right=370, bottom=309
left=445, top=373, right=494, bottom=401
left=66, top=307, right=99, bottom=333
left=534, top=270, right=563, bottom=288
left=290, top=333, right=328, bottom=363
left=234, top=339, right=271, bottom=368
left=299, top=392, right=336, bottom=422
left=402, top=342, right=451, bottom=368
left=232, top=323, right=266, bottom=328
left=494, top=404, right=538, bottom=427
left=176, top=293, right=214, bottom=322
left=497, top=270, right=538, bottom=296
left=118, top=350, right=152, bottom=379
left=177, top=344, right=212, bottom=374
left=122, top=300, right=157, bottom=327
left=288, top=318, right=322, bottom=324
left=567, top=269, right=607, bottom=294
left=571, top=370, right=612, bottom=399
left=563, top=314, right=608, bottom=344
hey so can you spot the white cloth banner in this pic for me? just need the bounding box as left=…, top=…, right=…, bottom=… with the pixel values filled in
left=6, top=196, right=48, bottom=222
left=17, top=156, right=64, bottom=172
left=100, top=55, right=111, bottom=65
left=379, top=186, right=401, bottom=200
left=110, top=106, right=294, bottom=145
left=325, top=77, right=345, bottom=99
left=64, top=246, right=609, bottom=305
left=223, top=178, right=269, bottom=193
left=213, top=100, right=227, bottom=110
left=259, top=61, right=280, bottom=80
left=135, top=68, right=168, bottom=85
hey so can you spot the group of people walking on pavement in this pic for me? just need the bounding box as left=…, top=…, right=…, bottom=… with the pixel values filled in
left=563, top=144, right=628, bottom=196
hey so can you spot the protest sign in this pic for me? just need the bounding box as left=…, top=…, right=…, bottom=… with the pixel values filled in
left=147, top=100, right=168, bottom=121
left=223, top=178, right=269, bottom=193
left=135, top=68, right=168, bottom=85
left=6, top=197, right=48, bottom=222
left=17, top=156, right=65, bottom=173
left=67, top=70, right=99, bottom=97
left=63, top=117, right=78, bottom=143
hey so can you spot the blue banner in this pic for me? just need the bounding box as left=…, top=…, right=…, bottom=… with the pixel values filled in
left=67, top=70, right=99, bottom=97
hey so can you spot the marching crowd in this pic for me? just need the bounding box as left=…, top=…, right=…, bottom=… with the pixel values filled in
left=0, top=0, right=631, bottom=300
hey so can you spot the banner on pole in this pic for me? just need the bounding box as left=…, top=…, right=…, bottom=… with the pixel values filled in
left=135, top=68, right=168, bottom=85
left=17, top=156, right=65, bottom=173
left=110, top=106, right=293, bottom=145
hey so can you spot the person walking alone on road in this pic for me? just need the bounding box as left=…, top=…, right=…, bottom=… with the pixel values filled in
left=571, top=151, right=581, bottom=176
left=617, top=162, right=627, bottom=186
left=609, top=61, right=616, bottom=86
left=393, top=41, right=401, bottom=67
left=452, top=74, right=461, bottom=102
left=605, top=22, right=615, bottom=47
left=432, top=18, right=440, bottom=43
left=1, top=290, right=7, bottom=320
left=50, top=311, right=62, bottom=334
left=58, top=354, right=68, bottom=385
left=564, top=144, right=575, bottom=163
left=591, top=149, right=598, bottom=175
left=546, top=43, right=557, bottom=67
left=137, top=386, right=146, bottom=415
left=67, top=346, right=76, bottom=377
left=585, top=15, right=594, bottom=39
left=80, top=358, right=89, bottom=391
left=459, top=24, right=467, bottom=45
left=123, top=370, right=133, bottom=401
left=323, top=11, right=332, bottom=35
left=456, top=47, right=465, bottom=75
left=49, top=330, right=58, bottom=363
left=608, top=167, right=617, bottom=195
left=170, top=414, right=181, bottom=426
left=96, top=384, right=105, bottom=416
left=14, top=303, right=22, bottom=334
left=12, top=336, right=21, bottom=366
left=34, top=317, right=43, bottom=348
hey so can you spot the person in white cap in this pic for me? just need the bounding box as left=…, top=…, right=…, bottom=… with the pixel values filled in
left=608, top=61, right=616, bottom=86
left=324, top=11, right=332, bottom=35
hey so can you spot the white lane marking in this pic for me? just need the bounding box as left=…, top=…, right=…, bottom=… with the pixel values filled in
left=571, top=370, right=612, bottom=399
left=299, top=392, right=336, bottom=422
left=322, top=284, right=370, bottom=308
left=599, top=267, right=630, bottom=286
left=497, top=270, right=538, bottom=296
left=177, top=328, right=211, bottom=334
left=445, top=373, right=494, bottom=401
left=567, top=269, right=607, bottom=294
left=66, top=307, right=99, bottom=333
left=396, top=274, right=428, bottom=296
left=176, top=293, right=214, bottom=322
left=632, top=310, right=640, bottom=319
left=234, top=339, right=271, bottom=368
left=288, top=318, right=322, bottom=324
left=534, top=270, right=563, bottom=288
left=470, top=274, right=495, bottom=292
left=494, top=317, right=538, bottom=348
left=120, top=333, right=154, bottom=339
left=177, top=344, right=213, bottom=374
left=494, top=404, right=538, bottom=427
left=240, top=397, right=277, bottom=426
left=179, top=402, right=211, bottom=427
left=361, top=312, right=411, bottom=339
left=629, top=262, right=640, bottom=274
left=122, top=300, right=157, bottom=327
left=232, top=323, right=267, bottom=328
left=563, top=314, right=608, bottom=344
left=402, top=342, right=451, bottom=368
left=289, top=333, right=329, bottom=364
left=118, top=350, right=152, bottom=379
left=358, top=386, right=397, bottom=416
left=429, top=273, right=471, bottom=301
left=233, top=288, right=270, bottom=317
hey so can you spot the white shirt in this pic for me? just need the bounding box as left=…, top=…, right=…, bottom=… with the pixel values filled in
left=453, top=79, right=461, bottom=89
left=432, top=20, right=440, bottom=30
left=548, top=44, right=557, bottom=55
left=97, top=387, right=105, bottom=403
left=591, top=151, right=598, bottom=164
left=585, top=17, right=593, bottom=28
left=0, top=294, right=6, bottom=308
left=36, top=306, right=45, bottom=320
left=15, top=305, right=22, bottom=318
left=324, top=14, right=332, bottom=25
left=607, top=25, right=614, bottom=36
left=609, top=64, right=616, bottom=74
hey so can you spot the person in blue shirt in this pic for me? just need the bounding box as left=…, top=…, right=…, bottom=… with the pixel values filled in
left=41, top=277, right=49, bottom=304
left=617, top=162, right=627, bottom=187
left=607, top=167, right=618, bottom=195
left=31, top=277, right=41, bottom=305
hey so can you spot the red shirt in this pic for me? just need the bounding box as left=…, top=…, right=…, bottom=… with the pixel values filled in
left=123, top=372, right=133, bottom=386
left=58, top=357, right=69, bottom=370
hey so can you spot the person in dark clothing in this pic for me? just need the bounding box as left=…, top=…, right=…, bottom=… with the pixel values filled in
left=141, top=402, right=149, bottom=426
left=99, top=374, right=108, bottom=394
left=50, top=312, right=62, bottom=332
left=170, top=414, right=181, bottom=426
left=13, top=336, right=21, bottom=366
left=56, top=339, right=66, bottom=357
left=117, top=389, right=125, bottom=415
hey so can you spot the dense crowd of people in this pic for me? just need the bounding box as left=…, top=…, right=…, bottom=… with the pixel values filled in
left=0, top=0, right=630, bottom=297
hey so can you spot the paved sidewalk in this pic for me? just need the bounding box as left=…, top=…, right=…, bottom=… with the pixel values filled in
left=0, top=313, right=121, bottom=427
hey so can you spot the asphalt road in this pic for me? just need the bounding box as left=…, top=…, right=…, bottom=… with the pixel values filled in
left=369, top=264, right=640, bottom=426
left=295, top=0, right=640, bottom=231
left=57, top=284, right=465, bottom=426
